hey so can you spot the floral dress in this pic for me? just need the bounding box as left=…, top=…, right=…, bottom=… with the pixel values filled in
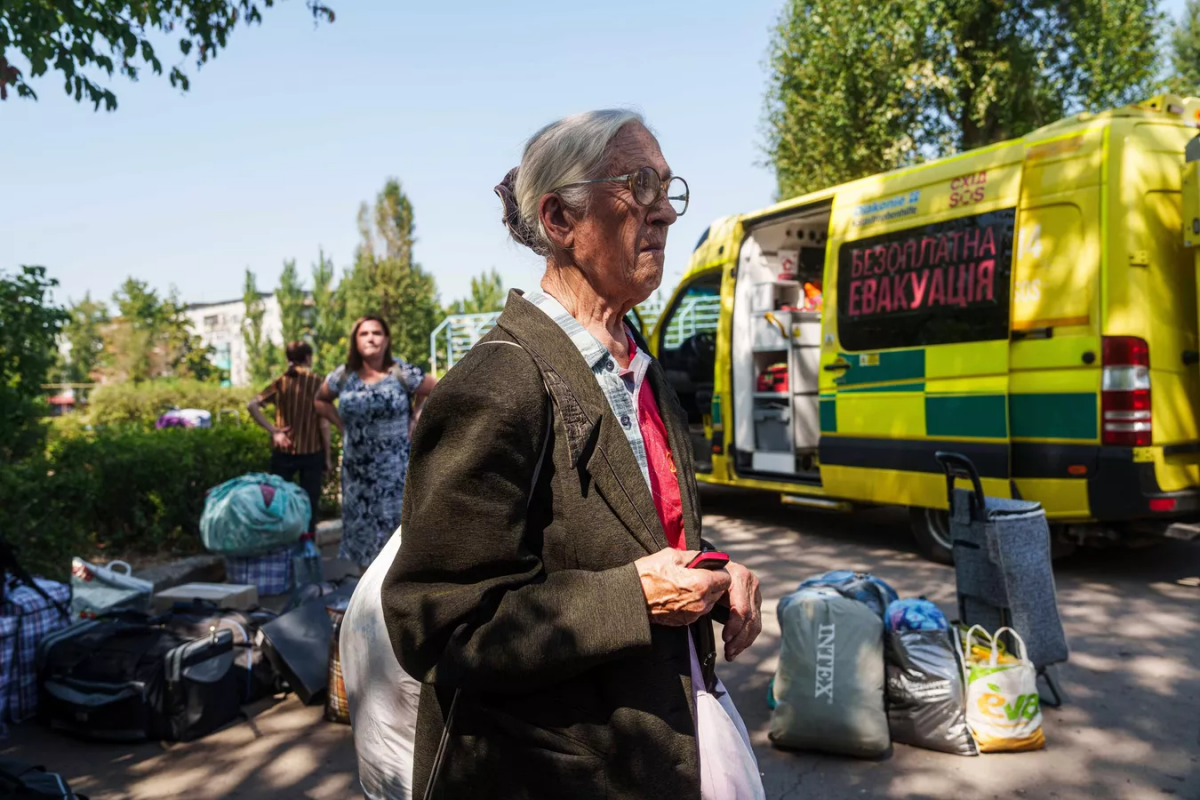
left=325, top=360, right=426, bottom=567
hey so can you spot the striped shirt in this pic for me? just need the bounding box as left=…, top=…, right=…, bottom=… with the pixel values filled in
left=255, top=368, right=326, bottom=455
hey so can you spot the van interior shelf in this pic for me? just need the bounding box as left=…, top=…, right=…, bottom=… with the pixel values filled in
left=753, top=391, right=789, bottom=399
left=753, top=346, right=790, bottom=354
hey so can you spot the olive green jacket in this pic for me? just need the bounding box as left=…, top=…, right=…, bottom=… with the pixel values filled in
left=383, top=290, right=722, bottom=800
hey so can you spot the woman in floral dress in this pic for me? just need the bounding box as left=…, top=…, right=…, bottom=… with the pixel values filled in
left=315, top=316, right=437, bottom=567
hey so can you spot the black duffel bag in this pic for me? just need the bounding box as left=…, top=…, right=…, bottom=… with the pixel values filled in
left=161, top=601, right=279, bottom=703
left=0, top=756, right=85, bottom=799
left=37, top=619, right=240, bottom=742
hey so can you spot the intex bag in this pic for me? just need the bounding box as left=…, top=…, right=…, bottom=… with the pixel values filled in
left=797, top=570, right=898, bottom=618
left=961, top=625, right=1045, bottom=752
left=769, top=586, right=890, bottom=757
left=37, top=620, right=240, bottom=742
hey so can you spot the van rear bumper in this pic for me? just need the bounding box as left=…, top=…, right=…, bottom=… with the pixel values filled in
left=1086, top=446, right=1200, bottom=521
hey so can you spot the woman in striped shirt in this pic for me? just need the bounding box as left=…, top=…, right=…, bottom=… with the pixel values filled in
left=247, top=341, right=331, bottom=533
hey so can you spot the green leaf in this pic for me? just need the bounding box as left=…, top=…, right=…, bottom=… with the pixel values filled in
left=987, top=683, right=1001, bottom=692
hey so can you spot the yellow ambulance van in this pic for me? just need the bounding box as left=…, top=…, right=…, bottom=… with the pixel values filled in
left=650, top=95, right=1200, bottom=562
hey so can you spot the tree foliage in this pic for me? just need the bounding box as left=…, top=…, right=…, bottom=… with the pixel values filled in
left=276, top=258, right=309, bottom=346
left=102, top=278, right=215, bottom=383
left=0, top=265, right=68, bottom=462
left=1169, top=0, right=1200, bottom=96
left=309, top=249, right=345, bottom=374
left=340, top=178, right=441, bottom=369
left=241, top=269, right=281, bottom=385
left=447, top=268, right=506, bottom=316
left=765, top=0, right=1164, bottom=198
left=58, top=292, right=108, bottom=383
left=0, top=0, right=333, bottom=110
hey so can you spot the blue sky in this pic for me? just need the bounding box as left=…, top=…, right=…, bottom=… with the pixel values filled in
left=1, top=0, right=1189, bottom=309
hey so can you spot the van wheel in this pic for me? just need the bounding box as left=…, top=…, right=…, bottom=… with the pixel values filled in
left=909, top=507, right=954, bottom=565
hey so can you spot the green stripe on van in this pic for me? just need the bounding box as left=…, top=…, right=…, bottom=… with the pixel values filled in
left=820, top=398, right=837, bottom=433
left=1010, top=393, right=1097, bottom=440
left=926, top=395, right=1008, bottom=439
left=841, top=381, right=926, bottom=394
left=836, top=349, right=925, bottom=387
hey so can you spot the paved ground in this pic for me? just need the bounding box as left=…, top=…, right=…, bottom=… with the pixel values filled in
left=10, top=487, right=1200, bottom=799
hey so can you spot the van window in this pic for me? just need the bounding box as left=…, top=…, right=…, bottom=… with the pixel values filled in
left=836, top=208, right=1015, bottom=351
left=657, top=272, right=722, bottom=425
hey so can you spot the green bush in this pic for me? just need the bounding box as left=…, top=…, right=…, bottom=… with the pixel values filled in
left=0, top=425, right=269, bottom=581
left=86, top=379, right=255, bottom=428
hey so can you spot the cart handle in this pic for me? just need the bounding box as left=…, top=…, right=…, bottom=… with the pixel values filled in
left=934, top=451, right=986, bottom=518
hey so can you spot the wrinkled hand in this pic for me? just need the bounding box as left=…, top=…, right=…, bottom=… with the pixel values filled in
left=719, top=561, right=762, bottom=662
left=271, top=427, right=293, bottom=451
left=635, top=549, right=732, bottom=626
left=324, top=454, right=334, bottom=474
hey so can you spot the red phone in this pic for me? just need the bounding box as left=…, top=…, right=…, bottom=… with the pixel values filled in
left=686, top=551, right=730, bottom=570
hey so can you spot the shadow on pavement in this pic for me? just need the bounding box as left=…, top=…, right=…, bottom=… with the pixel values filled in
left=7, top=487, right=1199, bottom=799
left=700, top=486, right=1200, bottom=800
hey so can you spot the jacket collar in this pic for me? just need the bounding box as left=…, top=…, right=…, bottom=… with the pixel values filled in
left=496, top=289, right=669, bottom=555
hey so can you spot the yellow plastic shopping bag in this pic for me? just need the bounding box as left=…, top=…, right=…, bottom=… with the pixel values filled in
left=961, top=625, right=1046, bottom=753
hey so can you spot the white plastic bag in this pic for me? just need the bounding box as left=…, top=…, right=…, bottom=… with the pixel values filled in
left=962, top=625, right=1045, bottom=752
left=69, top=558, right=153, bottom=620
left=689, top=630, right=765, bottom=800
left=342, top=529, right=422, bottom=800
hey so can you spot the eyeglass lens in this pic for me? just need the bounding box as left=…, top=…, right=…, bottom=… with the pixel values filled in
left=633, top=167, right=688, bottom=215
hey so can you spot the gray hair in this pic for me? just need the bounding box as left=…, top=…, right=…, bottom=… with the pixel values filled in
left=496, top=109, right=644, bottom=256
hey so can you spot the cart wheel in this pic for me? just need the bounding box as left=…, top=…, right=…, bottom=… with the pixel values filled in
left=909, top=507, right=954, bottom=565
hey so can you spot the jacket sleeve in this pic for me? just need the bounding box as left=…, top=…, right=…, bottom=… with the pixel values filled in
left=381, top=344, right=653, bottom=694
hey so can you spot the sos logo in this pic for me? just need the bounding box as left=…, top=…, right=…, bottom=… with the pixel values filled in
left=949, top=171, right=988, bottom=208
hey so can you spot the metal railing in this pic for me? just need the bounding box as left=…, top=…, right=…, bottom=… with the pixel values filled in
left=428, top=296, right=720, bottom=373
left=661, top=295, right=721, bottom=349
left=429, top=312, right=501, bottom=375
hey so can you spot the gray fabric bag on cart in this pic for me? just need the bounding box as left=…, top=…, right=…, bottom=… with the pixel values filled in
left=769, top=587, right=890, bottom=757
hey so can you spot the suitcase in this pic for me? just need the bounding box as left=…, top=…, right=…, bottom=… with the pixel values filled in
left=37, top=620, right=239, bottom=742
left=162, top=602, right=279, bottom=703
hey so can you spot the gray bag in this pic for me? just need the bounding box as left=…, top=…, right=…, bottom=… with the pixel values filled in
left=885, top=629, right=978, bottom=756
left=769, top=588, right=890, bottom=757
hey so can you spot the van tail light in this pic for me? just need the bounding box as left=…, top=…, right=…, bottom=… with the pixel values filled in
left=1102, top=336, right=1151, bottom=446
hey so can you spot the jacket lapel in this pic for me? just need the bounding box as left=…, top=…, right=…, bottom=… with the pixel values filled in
left=646, top=361, right=703, bottom=551
left=496, top=291, right=666, bottom=555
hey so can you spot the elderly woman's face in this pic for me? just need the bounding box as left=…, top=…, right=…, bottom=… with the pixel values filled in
left=570, top=123, right=678, bottom=305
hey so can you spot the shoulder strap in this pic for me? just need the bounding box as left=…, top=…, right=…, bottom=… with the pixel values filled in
left=423, top=340, right=550, bottom=800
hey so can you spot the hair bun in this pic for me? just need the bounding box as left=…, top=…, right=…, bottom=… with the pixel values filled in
left=494, top=167, right=547, bottom=255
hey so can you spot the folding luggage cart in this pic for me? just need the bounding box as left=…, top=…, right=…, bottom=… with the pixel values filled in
left=936, top=452, right=1070, bottom=706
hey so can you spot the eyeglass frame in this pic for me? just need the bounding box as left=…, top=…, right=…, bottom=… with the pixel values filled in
left=554, top=167, right=690, bottom=216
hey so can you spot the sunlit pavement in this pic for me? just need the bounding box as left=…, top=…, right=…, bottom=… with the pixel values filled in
left=10, top=487, right=1200, bottom=799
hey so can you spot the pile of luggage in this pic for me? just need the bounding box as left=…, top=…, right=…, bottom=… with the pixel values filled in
left=768, top=570, right=1046, bottom=758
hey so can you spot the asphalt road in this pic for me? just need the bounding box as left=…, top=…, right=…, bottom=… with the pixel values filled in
left=11, top=487, right=1200, bottom=799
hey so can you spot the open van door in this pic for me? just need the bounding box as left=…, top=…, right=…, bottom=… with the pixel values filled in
left=819, top=146, right=1025, bottom=559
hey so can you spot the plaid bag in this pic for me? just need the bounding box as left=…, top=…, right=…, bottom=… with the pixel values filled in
left=0, top=617, right=17, bottom=736
left=225, top=547, right=295, bottom=596
left=2, top=576, right=70, bottom=723
left=324, top=598, right=350, bottom=724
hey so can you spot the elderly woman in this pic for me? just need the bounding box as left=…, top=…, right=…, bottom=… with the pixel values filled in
left=384, top=111, right=764, bottom=800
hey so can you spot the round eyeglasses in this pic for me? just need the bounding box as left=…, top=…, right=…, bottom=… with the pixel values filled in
left=558, top=166, right=690, bottom=216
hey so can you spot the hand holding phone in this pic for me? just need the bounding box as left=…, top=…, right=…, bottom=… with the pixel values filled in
left=686, top=550, right=730, bottom=570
